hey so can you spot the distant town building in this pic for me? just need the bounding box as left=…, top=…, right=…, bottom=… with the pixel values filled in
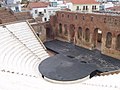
left=27, top=1, right=72, bottom=22
left=27, top=2, right=51, bottom=21
left=71, top=0, right=100, bottom=12
left=1, top=0, right=22, bottom=12
left=106, top=5, right=120, bottom=12
left=99, top=2, right=114, bottom=10
left=4, top=0, right=22, bottom=4
left=96, top=0, right=107, bottom=2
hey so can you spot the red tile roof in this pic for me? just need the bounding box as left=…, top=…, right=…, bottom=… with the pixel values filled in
left=27, top=2, right=49, bottom=9
left=106, top=6, right=120, bottom=11
left=71, top=0, right=99, bottom=4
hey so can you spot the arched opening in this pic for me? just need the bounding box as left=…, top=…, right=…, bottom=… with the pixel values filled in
left=93, top=28, right=102, bottom=50
left=116, top=34, right=120, bottom=51
left=59, top=23, right=62, bottom=34
left=85, top=28, right=90, bottom=42
left=64, top=24, right=68, bottom=36
left=78, top=27, right=82, bottom=40
left=46, top=27, right=53, bottom=40
left=106, top=32, right=112, bottom=48
left=69, top=24, right=75, bottom=42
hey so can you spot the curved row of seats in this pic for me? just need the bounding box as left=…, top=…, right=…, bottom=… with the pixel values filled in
left=0, top=70, right=119, bottom=90
left=82, top=73, right=120, bottom=89
left=6, top=22, right=49, bottom=61
left=0, top=24, right=45, bottom=77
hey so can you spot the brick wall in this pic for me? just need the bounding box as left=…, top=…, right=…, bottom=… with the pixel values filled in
left=49, top=11, right=120, bottom=59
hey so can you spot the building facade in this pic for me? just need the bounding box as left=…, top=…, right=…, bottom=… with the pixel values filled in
left=27, top=1, right=72, bottom=22
left=49, top=11, right=120, bottom=59
left=71, top=0, right=100, bottom=12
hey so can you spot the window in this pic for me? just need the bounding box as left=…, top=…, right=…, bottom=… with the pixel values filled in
left=64, top=24, right=68, bottom=35
left=59, top=23, right=62, bottom=34
left=95, top=6, right=96, bottom=10
left=85, top=28, right=90, bottom=42
left=104, top=18, right=106, bottom=23
left=92, top=6, right=96, bottom=11
left=35, top=10, right=37, bottom=14
left=115, top=19, right=117, bottom=25
left=91, top=16, right=93, bottom=21
left=39, top=12, right=43, bottom=16
left=44, top=9, right=46, bottom=13
left=44, top=18, right=47, bottom=21
left=83, top=6, right=85, bottom=10
left=62, top=13, right=64, bottom=17
left=39, top=12, right=42, bottom=14
left=68, top=15, right=69, bottom=18
left=15, top=6, right=19, bottom=12
left=92, top=6, right=94, bottom=10
left=86, top=6, right=88, bottom=10
left=76, top=6, right=79, bottom=10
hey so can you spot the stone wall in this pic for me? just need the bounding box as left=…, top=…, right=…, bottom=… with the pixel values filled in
left=14, top=11, right=32, bottom=20
left=0, top=7, right=17, bottom=23
left=30, top=22, right=46, bottom=42
left=49, top=11, right=120, bottom=59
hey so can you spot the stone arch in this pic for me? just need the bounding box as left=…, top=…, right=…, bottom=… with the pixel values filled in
left=78, top=27, right=82, bottom=40
left=106, top=32, right=112, bottom=48
left=116, top=34, right=120, bottom=50
left=85, top=28, right=90, bottom=42
left=69, top=24, right=75, bottom=42
left=64, top=24, right=68, bottom=35
left=46, top=27, right=53, bottom=39
left=59, top=23, right=62, bottom=34
left=93, top=28, right=102, bottom=50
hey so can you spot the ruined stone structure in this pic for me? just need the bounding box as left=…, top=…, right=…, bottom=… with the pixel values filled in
left=29, top=20, right=47, bottom=42
left=49, top=11, right=120, bottom=59
left=0, top=7, right=17, bottom=23
left=0, top=7, right=32, bottom=24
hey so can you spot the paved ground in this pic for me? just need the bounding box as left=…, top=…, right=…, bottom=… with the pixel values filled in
left=39, top=40, right=120, bottom=81
left=39, top=54, right=98, bottom=81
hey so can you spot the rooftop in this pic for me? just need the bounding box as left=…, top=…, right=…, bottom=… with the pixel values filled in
left=106, top=6, right=120, bottom=11
left=27, top=2, right=49, bottom=9
left=71, top=0, right=99, bottom=4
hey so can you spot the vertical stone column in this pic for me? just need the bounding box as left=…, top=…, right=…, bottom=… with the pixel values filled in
left=111, top=32, right=116, bottom=50
left=55, top=23, right=59, bottom=38
left=74, top=25, right=78, bottom=45
left=62, top=24, right=64, bottom=36
left=67, top=24, right=71, bottom=42
left=101, top=30, right=106, bottom=52
left=90, top=31, right=94, bottom=49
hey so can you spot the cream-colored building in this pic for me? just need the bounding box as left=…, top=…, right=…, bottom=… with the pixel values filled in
left=71, top=0, right=100, bottom=13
